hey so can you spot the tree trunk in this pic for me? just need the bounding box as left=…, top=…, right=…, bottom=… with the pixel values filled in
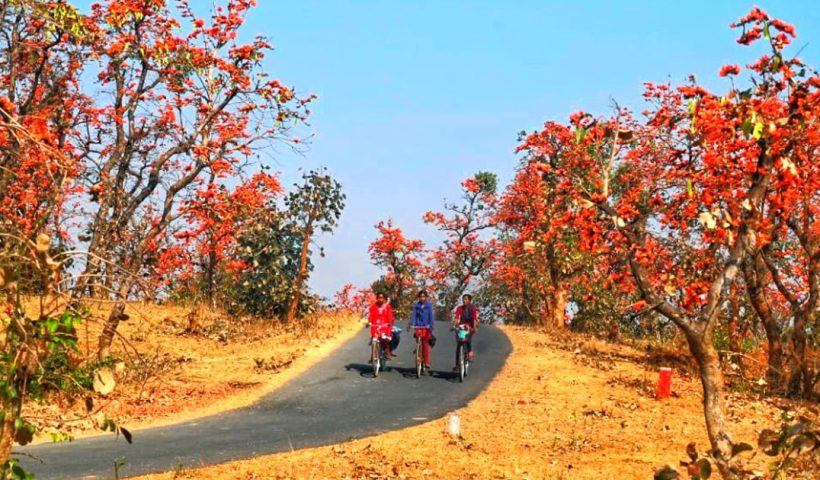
left=683, top=327, right=737, bottom=479
left=97, top=281, right=131, bottom=359
left=726, top=284, right=743, bottom=369
left=205, top=241, right=217, bottom=310
left=787, top=309, right=814, bottom=398
left=0, top=403, right=15, bottom=466
left=742, top=257, right=784, bottom=391
left=284, top=226, right=312, bottom=324
left=75, top=196, right=117, bottom=299
left=393, top=271, right=406, bottom=318
left=552, top=286, right=567, bottom=329
left=763, top=319, right=785, bottom=393
left=443, top=277, right=471, bottom=324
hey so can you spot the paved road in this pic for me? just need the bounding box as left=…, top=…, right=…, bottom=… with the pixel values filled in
left=20, top=321, right=511, bottom=479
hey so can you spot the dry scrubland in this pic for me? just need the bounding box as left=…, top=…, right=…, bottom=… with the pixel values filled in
left=25, top=302, right=360, bottom=440
left=140, top=326, right=818, bottom=480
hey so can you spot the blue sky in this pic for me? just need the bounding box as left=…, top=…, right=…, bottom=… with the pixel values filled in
left=248, top=1, right=819, bottom=298
left=75, top=1, right=820, bottom=299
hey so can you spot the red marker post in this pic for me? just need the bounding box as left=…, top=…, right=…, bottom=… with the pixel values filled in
left=656, top=367, right=673, bottom=400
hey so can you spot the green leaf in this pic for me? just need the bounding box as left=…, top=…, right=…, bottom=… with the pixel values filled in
left=763, top=24, right=771, bottom=39
left=771, top=56, right=781, bottom=73
left=752, top=121, right=764, bottom=140
left=695, top=458, right=712, bottom=479
left=575, top=127, right=586, bottom=144
left=11, top=464, right=28, bottom=479
left=741, top=117, right=753, bottom=136
left=45, top=317, right=58, bottom=333
left=686, top=179, right=695, bottom=198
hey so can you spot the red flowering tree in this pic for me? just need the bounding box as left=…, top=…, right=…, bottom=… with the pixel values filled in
left=727, top=11, right=819, bottom=397
left=515, top=9, right=816, bottom=475
left=424, top=172, right=499, bottom=319
left=70, top=0, right=312, bottom=358
left=0, top=1, right=130, bottom=471
left=333, top=284, right=374, bottom=315
left=0, top=1, right=93, bottom=245
left=368, top=220, right=425, bottom=315
left=492, top=151, right=598, bottom=328
left=172, top=172, right=282, bottom=306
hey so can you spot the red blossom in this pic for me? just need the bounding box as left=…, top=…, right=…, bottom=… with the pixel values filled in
left=719, top=64, right=741, bottom=77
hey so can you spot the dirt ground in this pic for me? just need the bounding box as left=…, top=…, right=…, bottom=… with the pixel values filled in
left=139, top=326, right=818, bottom=480
left=26, top=301, right=361, bottom=442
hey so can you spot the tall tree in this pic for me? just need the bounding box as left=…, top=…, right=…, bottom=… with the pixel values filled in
left=493, top=155, right=590, bottom=328
left=283, top=169, right=345, bottom=323
left=70, top=0, right=311, bottom=358
left=513, top=8, right=816, bottom=475
left=368, top=220, right=425, bottom=316
left=176, top=172, right=282, bottom=307
left=424, top=172, right=499, bottom=318
left=0, top=1, right=117, bottom=470
left=333, top=284, right=374, bottom=315
left=0, top=0, right=92, bottom=243
left=229, top=202, right=306, bottom=318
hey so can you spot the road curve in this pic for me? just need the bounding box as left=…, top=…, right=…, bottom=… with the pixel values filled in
left=20, top=321, right=511, bottom=479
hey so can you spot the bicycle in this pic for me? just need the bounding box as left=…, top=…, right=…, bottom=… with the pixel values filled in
left=368, top=324, right=394, bottom=377
left=370, top=335, right=387, bottom=377
left=453, top=324, right=471, bottom=382
left=409, top=324, right=431, bottom=378
left=414, top=333, right=424, bottom=378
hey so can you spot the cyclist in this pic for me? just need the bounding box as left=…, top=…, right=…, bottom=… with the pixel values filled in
left=368, top=292, right=395, bottom=360
left=409, top=290, right=435, bottom=371
left=452, top=294, right=478, bottom=370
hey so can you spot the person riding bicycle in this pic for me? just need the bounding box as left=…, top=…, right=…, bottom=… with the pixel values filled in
left=408, top=290, right=435, bottom=371
left=368, top=292, right=395, bottom=360
left=452, top=294, right=478, bottom=369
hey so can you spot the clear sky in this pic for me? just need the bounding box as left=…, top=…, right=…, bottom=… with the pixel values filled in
left=248, top=0, right=819, bottom=299
left=75, top=1, right=820, bottom=299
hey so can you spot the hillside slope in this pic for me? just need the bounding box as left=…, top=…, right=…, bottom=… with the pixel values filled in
left=142, top=326, right=818, bottom=479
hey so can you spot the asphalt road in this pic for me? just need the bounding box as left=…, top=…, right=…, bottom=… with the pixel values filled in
left=19, top=321, right=511, bottom=479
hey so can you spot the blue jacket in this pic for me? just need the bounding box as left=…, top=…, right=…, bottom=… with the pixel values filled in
left=411, top=300, right=435, bottom=329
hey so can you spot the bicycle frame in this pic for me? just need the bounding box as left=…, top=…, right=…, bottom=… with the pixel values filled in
left=410, top=326, right=430, bottom=376
left=414, top=333, right=424, bottom=378
left=370, top=334, right=389, bottom=377
left=454, top=325, right=471, bottom=382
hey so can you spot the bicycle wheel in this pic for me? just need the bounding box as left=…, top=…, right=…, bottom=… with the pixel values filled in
left=415, top=336, right=423, bottom=378
left=372, top=342, right=380, bottom=377
left=458, top=344, right=465, bottom=383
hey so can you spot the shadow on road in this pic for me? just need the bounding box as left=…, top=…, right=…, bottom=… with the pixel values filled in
left=345, top=363, right=458, bottom=381
left=345, top=362, right=379, bottom=377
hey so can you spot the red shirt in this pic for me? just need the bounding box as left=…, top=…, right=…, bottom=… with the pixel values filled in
left=369, top=302, right=394, bottom=327
left=454, top=304, right=478, bottom=329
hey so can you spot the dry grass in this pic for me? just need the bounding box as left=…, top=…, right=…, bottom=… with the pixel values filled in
left=139, top=326, right=817, bottom=480
left=25, top=300, right=362, bottom=442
